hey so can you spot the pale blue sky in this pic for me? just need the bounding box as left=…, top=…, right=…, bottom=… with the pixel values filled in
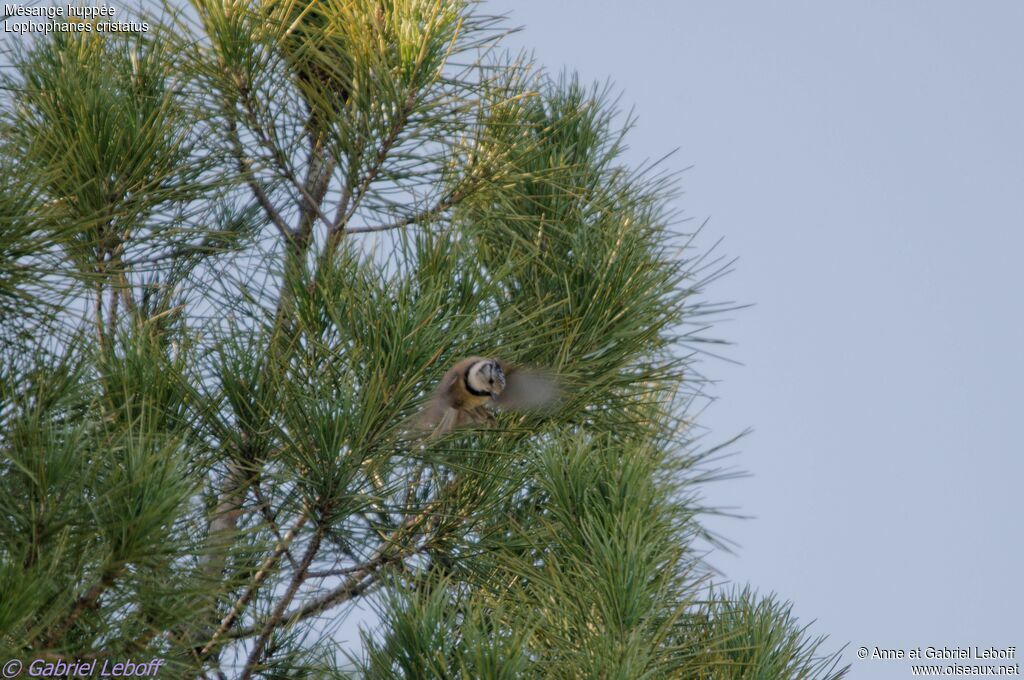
left=499, top=1, right=1023, bottom=675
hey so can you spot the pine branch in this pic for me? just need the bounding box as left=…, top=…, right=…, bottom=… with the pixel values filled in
left=239, top=526, right=323, bottom=680
left=224, top=110, right=292, bottom=243
left=230, top=475, right=463, bottom=640
left=239, top=89, right=336, bottom=239
left=42, top=566, right=123, bottom=647
left=199, top=510, right=310, bottom=657
left=326, top=90, right=418, bottom=252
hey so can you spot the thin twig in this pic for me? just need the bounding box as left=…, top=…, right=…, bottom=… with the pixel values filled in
left=230, top=554, right=396, bottom=639
left=224, top=109, right=292, bottom=242
left=199, top=510, right=310, bottom=657
left=326, top=91, right=418, bottom=251
left=43, top=566, right=123, bottom=646
left=94, top=275, right=105, bottom=350
left=110, top=240, right=137, bottom=320
left=240, top=91, right=336, bottom=236
left=230, top=478, right=462, bottom=639
left=252, top=481, right=300, bottom=571
left=239, top=526, right=324, bottom=680
left=305, top=563, right=375, bottom=579
left=344, top=189, right=463, bottom=234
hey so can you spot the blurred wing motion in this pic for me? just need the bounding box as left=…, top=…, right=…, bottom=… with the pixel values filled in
left=492, top=365, right=561, bottom=413
left=416, top=358, right=560, bottom=439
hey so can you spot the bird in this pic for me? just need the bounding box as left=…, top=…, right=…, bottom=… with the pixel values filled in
left=419, top=357, right=559, bottom=438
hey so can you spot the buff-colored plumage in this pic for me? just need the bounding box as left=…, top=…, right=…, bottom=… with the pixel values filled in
left=419, top=357, right=559, bottom=437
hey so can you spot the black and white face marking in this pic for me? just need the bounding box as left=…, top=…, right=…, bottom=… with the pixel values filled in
left=466, top=360, right=506, bottom=399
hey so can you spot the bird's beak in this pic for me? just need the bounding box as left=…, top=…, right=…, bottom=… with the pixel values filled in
left=490, top=392, right=499, bottom=400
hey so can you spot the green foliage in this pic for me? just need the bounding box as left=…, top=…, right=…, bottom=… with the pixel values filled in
left=6, top=30, right=215, bottom=269
left=680, top=588, right=849, bottom=680
left=0, top=1, right=847, bottom=678
left=0, top=337, right=204, bottom=670
left=362, top=579, right=532, bottom=680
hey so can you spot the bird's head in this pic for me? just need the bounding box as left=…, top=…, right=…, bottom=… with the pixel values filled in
left=468, top=359, right=506, bottom=400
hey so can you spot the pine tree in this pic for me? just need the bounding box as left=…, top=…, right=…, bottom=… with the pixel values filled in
left=0, top=1, right=848, bottom=677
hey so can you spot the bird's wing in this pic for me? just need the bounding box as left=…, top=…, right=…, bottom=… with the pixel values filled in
left=419, top=370, right=459, bottom=428
left=428, top=407, right=459, bottom=439
left=493, top=365, right=560, bottom=412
